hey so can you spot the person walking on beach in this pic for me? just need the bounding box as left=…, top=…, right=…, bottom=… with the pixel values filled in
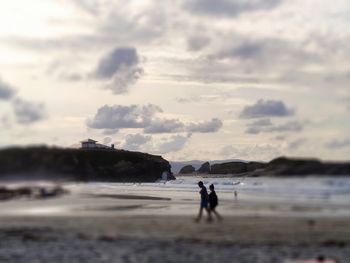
left=209, top=184, right=222, bottom=221
left=195, top=181, right=212, bottom=222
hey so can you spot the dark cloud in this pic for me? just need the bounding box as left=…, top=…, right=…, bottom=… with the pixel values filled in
left=144, top=119, right=185, bottom=134
left=183, top=0, right=282, bottom=17
left=123, top=134, right=152, bottom=151
left=249, top=118, right=273, bottom=127
left=268, top=121, right=303, bottom=133
left=87, top=104, right=161, bottom=130
left=94, top=47, right=139, bottom=79
left=187, top=118, right=223, bottom=133
left=0, top=78, right=16, bottom=100
left=245, top=119, right=303, bottom=134
left=187, top=35, right=211, bottom=52
left=326, top=138, right=350, bottom=149
left=13, top=98, right=46, bottom=124
left=240, top=99, right=293, bottom=119
left=93, top=47, right=143, bottom=94
left=157, top=134, right=191, bottom=153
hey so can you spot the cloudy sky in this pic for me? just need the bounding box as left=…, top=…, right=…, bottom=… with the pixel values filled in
left=0, top=0, right=349, bottom=161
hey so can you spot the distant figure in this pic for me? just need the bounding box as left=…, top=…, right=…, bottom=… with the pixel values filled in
left=195, top=181, right=212, bottom=222
left=209, top=184, right=222, bottom=221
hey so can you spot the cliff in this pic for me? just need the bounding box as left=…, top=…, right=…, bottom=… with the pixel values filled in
left=0, top=146, right=174, bottom=182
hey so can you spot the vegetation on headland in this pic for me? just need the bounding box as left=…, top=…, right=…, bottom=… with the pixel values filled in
left=0, top=146, right=174, bottom=182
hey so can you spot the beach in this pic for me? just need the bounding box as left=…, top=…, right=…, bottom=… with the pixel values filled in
left=0, top=176, right=350, bottom=262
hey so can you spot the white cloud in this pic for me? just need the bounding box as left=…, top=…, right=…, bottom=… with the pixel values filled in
left=157, top=134, right=191, bottom=154
left=87, top=104, right=161, bottom=129
left=123, top=133, right=152, bottom=151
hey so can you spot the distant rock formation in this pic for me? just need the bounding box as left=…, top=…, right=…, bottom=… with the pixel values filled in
left=251, top=157, right=350, bottom=176
left=178, top=161, right=266, bottom=175
left=0, top=146, right=175, bottom=182
left=174, top=156, right=350, bottom=177
left=179, top=165, right=196, bottom=174
left=211, top=162, right=251, bottom=174
left=197, top=162, right=210, bottom=174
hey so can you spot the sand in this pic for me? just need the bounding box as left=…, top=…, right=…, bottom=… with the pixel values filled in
left=0, top=179, right=349, bottom=262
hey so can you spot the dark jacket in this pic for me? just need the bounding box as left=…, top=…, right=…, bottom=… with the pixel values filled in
left=209, top=191, right=218, bottom=208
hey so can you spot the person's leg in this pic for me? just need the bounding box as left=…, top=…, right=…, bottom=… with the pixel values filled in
left=212, top=207, right=222, bottom=221
left=205, top=207, right=212, bottom=221
left=195, top=207, right=203, bottom=222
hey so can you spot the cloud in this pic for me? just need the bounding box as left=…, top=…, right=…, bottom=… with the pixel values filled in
left=219, top=143, right=281, bottom=160
left=326, top=138, right=350, bottom=149
left=13, top=98, right=46, bottom=124
left=103, top=136, right=112, bottom=144
left=268, top=121, right=303, bottom=133
left=123, top=134, right=152, bottom=151
left=87, top=104, right=161, bottom=130
left=0, top=78, right=16, bottom=100
left=240, top=99, right=293, bottom=119
left=88, top=104, right=223, bottom=134
left=144, top=118, right=223, bottom=134
left=144, top=119, right=185, bottom=134
left=103, top=128, right=119, bottom=135
left=245, top=119, right=272, bottom=134
left=94, top=47, right=139, bottom=79
left=93, top=47, right=143, bottom=94
left=187, top=35, right=211, bottom=52
left=245, top=119, right=303, bottom=134
left=187, top=118, right=223, bottom=133
left=183, top=0, right=282, bottom=17
left=288, top=138, right=306, bottom=150
left=157, top=134, right=191, bottom=153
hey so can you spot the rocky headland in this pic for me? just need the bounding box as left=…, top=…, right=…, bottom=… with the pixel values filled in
left=178, top=157, right=350, bottom=176
left=0, top=146, right=174, bottom=182
left=251, top=157, right=350, bottom=176
left=178, top=165, right=195, bottom=174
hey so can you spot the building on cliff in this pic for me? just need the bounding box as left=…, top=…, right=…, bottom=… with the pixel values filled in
left=81, top=139, right=115, bottom=150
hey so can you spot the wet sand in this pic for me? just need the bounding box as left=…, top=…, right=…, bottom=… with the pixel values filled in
left=0, top=215, right=349, bottom=262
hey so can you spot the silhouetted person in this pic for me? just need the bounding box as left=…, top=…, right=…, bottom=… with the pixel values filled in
left=195, top=181, right=212, bottom=222
left=209, top=184, right=222, bottom=221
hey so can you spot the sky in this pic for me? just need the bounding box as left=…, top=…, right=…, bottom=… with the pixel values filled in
left=0, top=0, right=349, bottom=162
